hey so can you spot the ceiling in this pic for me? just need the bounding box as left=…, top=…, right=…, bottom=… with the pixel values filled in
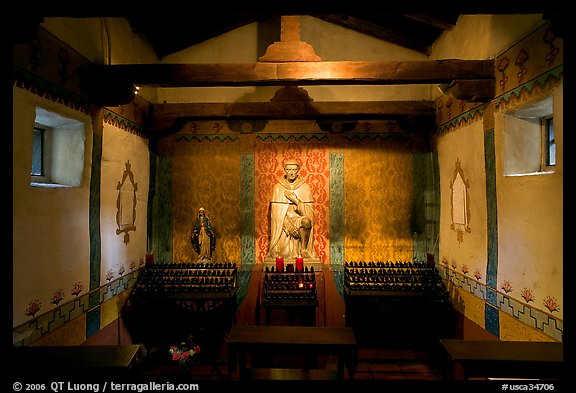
left=127, top=14, right=460, bottom=59
left=124, top=1, right=563, bottom=60
left=10, top=8, right=563, bottom=119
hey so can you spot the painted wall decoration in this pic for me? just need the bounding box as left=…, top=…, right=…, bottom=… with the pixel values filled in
left=171, top=138, right=242, bottom=264
left=496, top=24, right=562, bottom=97
left=343, top=136, right=414, bottom=262
left=169, top=119, right=421, bottom=266
left=14, top=273, right=139, bottom=346
left=25, top=299, right=42, bottom=319
left=441, top=266, right=562, bottom=341
left=499, top=278, right=561, bottom=315
left=13, top=27, right=90, bottom=109
left=436, top=23, right=562, bottom=133
left=450, top=159, right=471, bottom=242
left=254, top=137, right=331, bottom=263
left=116, top=161, right=138, bottom=244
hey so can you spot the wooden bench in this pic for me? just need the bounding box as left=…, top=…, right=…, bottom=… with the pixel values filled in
left=226, top=326, right=356, bottom=380
left=439, top=339, right=563, bottom=380
left=10, top=344, right=143, bottom=376
left=244, top=367, right=339, bottom=380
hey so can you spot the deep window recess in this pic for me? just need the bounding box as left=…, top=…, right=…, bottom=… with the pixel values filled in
left=31, top=106, right=86, bottom=188
left=503, top=96, right=554, bottom=176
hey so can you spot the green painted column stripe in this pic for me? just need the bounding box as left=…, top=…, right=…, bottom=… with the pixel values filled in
left=87, top=128, right=102, bottom=336
left=484, top=129, right=500, bottom=337
left=238, top=154, right=255, bottom=306
left=330, top=152, right=345, bottom=298
left=157, top=155, right=173, bottom=264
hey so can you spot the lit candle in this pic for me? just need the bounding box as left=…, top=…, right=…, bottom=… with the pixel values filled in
left=296, top=257, right=304, bottom=272
left=275, top=256, right=284, bottom=271
left=145, top=253, right=154, bottom=266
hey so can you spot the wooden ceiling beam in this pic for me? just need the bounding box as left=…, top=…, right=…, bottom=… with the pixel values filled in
left=403, top=14, right=458, bottom=30
left=440, top=79, right=496, bottom=102
left=151, top=100, right=434, bottom=119
left=147, top=100, right=435, bottom=132
left=89, top=59, right=494, bottom=88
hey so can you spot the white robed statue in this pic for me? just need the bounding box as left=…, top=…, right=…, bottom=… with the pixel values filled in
left=268, top=159, right=317, bottom=260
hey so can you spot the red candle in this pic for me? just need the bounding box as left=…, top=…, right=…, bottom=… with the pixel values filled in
left=296, top=257, right=304, bottom=272
left=275, top=256, right=284, bottom=271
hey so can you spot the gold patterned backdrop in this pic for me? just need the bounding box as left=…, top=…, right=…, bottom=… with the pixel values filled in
left=343, top=138, right=414, bottom=262
left=172, top=139, right=242, bottom=264
left=169, top=130, right=416, bottom=265
left=254, top=137, right=331, bottom=263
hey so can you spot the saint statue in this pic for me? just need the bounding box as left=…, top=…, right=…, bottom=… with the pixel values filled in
left=191, top=207, right=216, bottom=262
left=268, top=159, right=317, bottom=260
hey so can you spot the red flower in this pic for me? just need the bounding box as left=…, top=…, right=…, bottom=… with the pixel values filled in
left=168, top=337, right=201, bottom=365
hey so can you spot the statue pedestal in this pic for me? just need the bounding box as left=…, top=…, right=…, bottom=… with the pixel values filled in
left=262, top=257, right=323, bottom=272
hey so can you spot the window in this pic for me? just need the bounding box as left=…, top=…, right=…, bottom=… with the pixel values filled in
left=31, top=106, right=86, bottom=187
left=31, top=126, right=46, bottom=176
left=543, top=115, right=555, bottom=167
left=503, top=96, right=554, bottom=176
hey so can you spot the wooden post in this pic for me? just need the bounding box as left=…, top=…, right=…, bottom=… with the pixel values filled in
left=259, top=15, right=321, bottom=62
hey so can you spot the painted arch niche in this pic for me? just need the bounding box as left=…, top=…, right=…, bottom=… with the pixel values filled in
left=450, top=159, right=471, bottom=242
left=116, top=161, right=137, bottom=244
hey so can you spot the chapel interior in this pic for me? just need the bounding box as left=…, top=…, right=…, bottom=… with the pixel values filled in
left=10, top=6, right=566, bottom=386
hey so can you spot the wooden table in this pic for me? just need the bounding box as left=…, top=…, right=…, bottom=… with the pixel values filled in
left=11, top=345, right=143, bottom=376
left=226, top=326, right=356, bottom=380
left=439, top=339, right=563, bottom=380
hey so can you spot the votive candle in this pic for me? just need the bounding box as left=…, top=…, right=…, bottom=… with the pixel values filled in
left=276, top=256, right=284, bottom=271
left=296, top=257, right=304, bottom=272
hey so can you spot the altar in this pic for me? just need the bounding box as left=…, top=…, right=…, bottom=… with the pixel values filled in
left=262, top=257, right=324, bottom=272
left=260, top=261, right=320, bottom=326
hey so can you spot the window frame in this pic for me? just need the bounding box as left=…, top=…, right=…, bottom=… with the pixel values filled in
left=31, top=122, right=53, bottom=184
left=542, top=115, right=555, bottom=169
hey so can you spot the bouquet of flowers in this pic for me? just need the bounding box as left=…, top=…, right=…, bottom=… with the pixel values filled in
left=169, top=336, right=201, bottom=367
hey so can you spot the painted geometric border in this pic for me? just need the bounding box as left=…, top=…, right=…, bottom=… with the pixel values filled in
left=439, top=265, right=562, bottom=341
left=13, top=269, right=141, bottom=347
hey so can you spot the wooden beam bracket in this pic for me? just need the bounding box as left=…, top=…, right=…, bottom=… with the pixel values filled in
left=438, top=79, right=495, bottom=102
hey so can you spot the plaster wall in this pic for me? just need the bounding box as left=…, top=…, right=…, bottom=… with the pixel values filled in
left=99, top=124, right=150, bottom=285
left=437, top=121, right=488, bottom=281
left=12, top=86, right=92, bottom=327
left=431, top=14, right=545, bottom=60
left=41, top=17, right=158, bottom=64
left=430, top=14, right=546, bottom=100
left=41, top=17, right=158, bottom=102
left=433, top=15, right=563, bottom=337
left=494, top=86, right=563, bottom=319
